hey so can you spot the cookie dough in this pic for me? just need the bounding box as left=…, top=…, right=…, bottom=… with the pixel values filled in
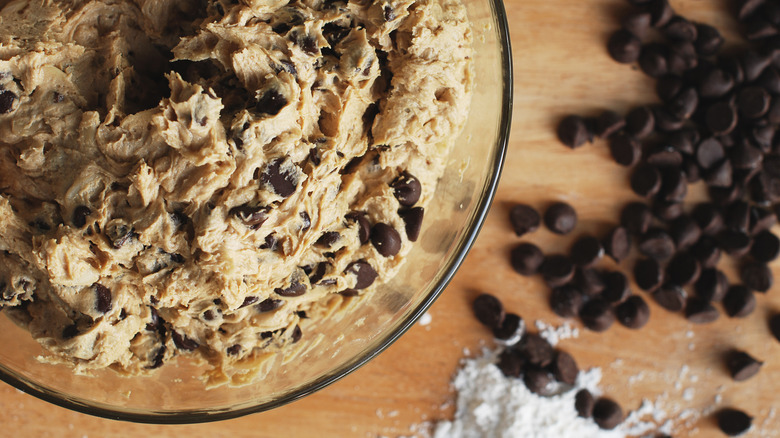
left=0, top=0, right=472, bottom=385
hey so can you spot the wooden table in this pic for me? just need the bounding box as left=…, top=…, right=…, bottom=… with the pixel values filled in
left=3, top=0, right=780, bottom=436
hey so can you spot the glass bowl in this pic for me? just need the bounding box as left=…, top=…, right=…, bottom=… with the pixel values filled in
left=0, top=0, right=512, bottom=423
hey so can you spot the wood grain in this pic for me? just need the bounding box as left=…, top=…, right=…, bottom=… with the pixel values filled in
left=2, top=0, right=780, bottom=436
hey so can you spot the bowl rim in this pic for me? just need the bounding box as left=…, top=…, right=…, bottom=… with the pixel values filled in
left=0, top=0, right=513, bottom=423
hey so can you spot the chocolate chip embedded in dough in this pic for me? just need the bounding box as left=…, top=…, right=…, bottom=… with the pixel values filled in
left=62, top=323, right=79, bottom=340
left=239, top=296, right=259, bottom=308
left=274, top=281, right=307, bottom=297
left=255, top=88, right=288, bottom=116
left=230, top=205, right=270, bottom=229
left=260, top=158, right=297, bottom=197
left=316, top=231, right=340, bottom=248
left=227, top=344, right=242, bottom=356
left=345, top=260, right=378, bottom=290
left=291, top=325, right=303, bottom=343
left=94, top=284, right=112, bottom=313
left=172, top=331, right=199, bottom=351
left=371, top=223, right=401, bottom=257
left=399, top=207, right=424, bottom=242
left=149, top=345, right=166, bottom=369
left=300, top=211, right=311, bottom=232
left=346, top=212, right=371, bottom=244
left=391, top=172, right=422, bottom=206
left=72, top=205, right=92, bottom=228
left=256, top=298, right=283, bottom=313
left=0, top=90, right=17, bottom=113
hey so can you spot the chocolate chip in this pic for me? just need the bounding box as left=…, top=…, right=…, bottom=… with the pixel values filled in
left=695, top=268, right=729, bottom=301
left=346, top=212, right=371, bottom=244
left=631, top=165, right=662, bottom=198
left=290, top=325, right=303, bottom=343
left=72, top=205, right=91, bottom=228
left=692, top=203, right=725, bottom=235
left=685, top=297, right=720, bottom=323
left=472, top=293, right=505, bottom=329
left=391, top=172, right=422, bottom=206
left=518, top=333, right=555, bottom=366
left=705, top=101, right=738, bottom=136
left=730, top=143, right=764, bottom=170
left=274, top=281, right=307, bottom=297
left=742, top=49, right=771, bottom=81
left=634, top=258, right=664, bottom=291
left=551, top=350, right=579, bottom=385
left=638, top=228, right=676, bottom=260
left=694, top=23, right=724, bottom=55
left=399, top=207, right=424, bottom=242
left=573, top=268, right=606, bottom=297
left=669, top=215, right=702, bottom=250
left=172, top=331, right=199, bottom=351
left=575, top=389, right=595, bottom=418
left=717, top=408, right=753, bottom=436
left=705, top=159, right=734, bottom=188
left=510, top=242, right=545, bottom=276
left=727, top=350, right=763, bottom=381
left=653, top=284, right=686, bottom=312
left=256, top=298, right=283, bottom=312
left=509, top=204, right=541, bottom=237
left=625, top=106, right=656, bottom=138
left=737, top=86, right=771, bottom=119
left=579, top=299, right=615, bottom=332
left=668, top=41, right=699, bottom=74
left=345, top=260, right=378, bottom=289
left=607, top=29, right=642, bottom=63
left=316, top=231, right=340, bottom=248
left=602, top=227, right=630, bottom=262
left=523, top=368, right=555, bottom=395
left=594, top=110, right=625, bottom=138
left=497, top=349, right=525, bottom=377
left=723, top=285, right=757, bottom=318
left=230, top=205, right=270, bottom=229
left=621, top=202, right=653, bottom=235
left=699, top=69, right=734, bottom=98
left=557, top=115, right=592, bottom=148
left=740, top=262, right=773, bottom=292
left=550, top=284, right=584, bottom=318
left=718, top=230, right=752, bottom=257
left=0, top=90, right=17, bottom=113
left=570, top=235, right=604, bottom=267
left=261, top=158, right=297, bottom=197
left=667, top=88, right=699, bottom=120
left=493, top=313, right=524, bottom=341
left=750, top=230, right=780, bottom=261
left=739, top=0, right=766, bottom=20
left=371, top=223, right=401, bottom=257
left=667, top=252, right=701, bottom=286
left=602, top=271, right=631, bottom=304
left=593, top=397, right=623, bottom=430
left=616, top=295, right=651, bottom=329
left=725, top=201, right=751, bottom=233
left=769, top=314, right=780, bottom=342
left=652, top=199, right=684, bottom=222
left=610, top=134, right=642, bottom=167
left=749, top=206, right=776, bottom=235
left=540, top=255, right=575, bottom=287
left=658, top=168, right=688, bottom=202
left=639, top=44, right=669, bottom=78
left=657, top=75, right=685, bottom=102
left=664, top=16, right=697, bottom=41
left=94, top=284, right=112, bottom=313
left=544, top=202, right=577, bottom=235
left=255, top=89, right=287, bottom=115
left=227, top=344, right=242, bottom=356
left=62, top=323, right=79, bottom=340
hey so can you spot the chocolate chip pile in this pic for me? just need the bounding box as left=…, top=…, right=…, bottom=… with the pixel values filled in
left=520, top=0, right=780, bottom=435
left=471, top=293, right=625, bottom=431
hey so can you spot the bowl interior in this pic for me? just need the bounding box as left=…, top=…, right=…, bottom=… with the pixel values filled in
left=0, top=0, right=511, bottom=423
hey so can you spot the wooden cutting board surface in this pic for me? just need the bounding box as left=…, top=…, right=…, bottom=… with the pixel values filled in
left=3, top=0, right=780, bottom=436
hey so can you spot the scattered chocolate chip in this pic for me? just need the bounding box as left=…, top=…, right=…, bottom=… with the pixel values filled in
left=594, top=110, right=625, bottom=138
left=750, top=230, right=780, bottom=262
left=664, top=15, right=697, bottom=41
left=639, top=44, right=669, bottom=78
left=550, top=284, right=584, bottom=318
left=625, top=106, right=656, bottom=139
left=510, top=242, right=545, bottom=276
left=518, top=333, right=555, bottom=366
left=540, top=255, right=576, bottom=287
left=574, top=268, right=606, bottom=297
left=718, top=230, right=753, bottom=257
left=603, top=226, right=631, bottom=262
left=400, top=207, right=424, bottom=242
left=575, top=389, right=595, bottom=418
left=607, top=29, right=642, bottom=63
left=523, top=368, right=555, bottom=395
left=392, top=172, right=422, bottom=206
left=493, top=313, right=524, bottom=341
left=694, top=23, right=724, bottom=55
left=570, top=235, right=604, bottom=267
left=685, top=297, right=720, bottom=323
left=695, top=268, right=729, bottom=301
left=551, top=350, right=579, bottom=385
left=602, top=271, right=631, bottom=303
left=723, top=285, right=757, bottom=318
left=616, top=295, right=651, bottom=329
left=544, top=202, right=577, bottom=235
left=631, top=165, right=662, bottom=198
left=769, top=313, right=780, bottom=342
left=692, top=203, right=725, bottom=235
left=669, top=215, right=702, bottom=250
left=699, top=69, right=735, bottom=98
left=646, top=145, right=684, bottom=167
left=717, top=408, right=753, bottom=436
left=740, top=262, right=773, bottom=292
left=473, top=293, right=505, bottom=329
left=593, top=397, right=623, bottom=430
left=371, top=223, right=401, bottom=257
left=705, top=101, right=738, bottom=136
left=261, top=158, right=297, bottom=197
left=579, top=299, right=615, bottom=332
left=638, top=228, right=676, bottom=260
left=509, top=204, right=541, bottom=237
left=653, top=284, right=687, bottom=312
left=621, top=202, right=653, bottom=235
left=557, top=115, right=592, bottom=148
left=345, top=260, right=378, bottom=289
left=727, top=350, right=763, bottom=381
left=667, top=252, right=701, bottom=286
left=737, top=86, right=771, bottom=118
left=497, top=349, right=525, bottom=377
left=634, top=258, right=664, bottom=292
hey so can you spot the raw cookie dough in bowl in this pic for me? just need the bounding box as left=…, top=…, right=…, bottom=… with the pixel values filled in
left=0, top=0, right=510, bottom=422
